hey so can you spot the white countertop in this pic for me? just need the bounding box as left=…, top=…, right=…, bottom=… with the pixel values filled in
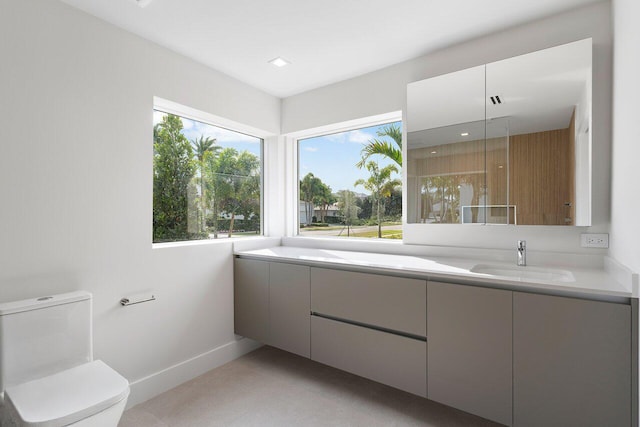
left=235, top=246, right=634, bottom=301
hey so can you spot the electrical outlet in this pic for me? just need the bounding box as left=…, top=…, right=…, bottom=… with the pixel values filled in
left=580, top=233, right=609, bottom=248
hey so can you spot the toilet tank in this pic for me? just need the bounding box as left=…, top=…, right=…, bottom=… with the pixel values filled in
left=0, top=291, right=93, bottom=394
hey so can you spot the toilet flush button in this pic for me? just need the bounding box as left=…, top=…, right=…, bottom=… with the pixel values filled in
left=37, top=296, right=53, bottom=301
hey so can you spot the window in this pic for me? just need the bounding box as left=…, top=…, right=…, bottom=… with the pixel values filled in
left=298, top=120, right=402, bottom=239
left=153, top=109, right=262, bottom=243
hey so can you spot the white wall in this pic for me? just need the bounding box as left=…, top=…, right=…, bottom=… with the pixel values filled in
left=610, top=0, right=640, bottom=274
left=282, top=2, right=612, bottom=254
left=0, top=0, right=279, bottom=406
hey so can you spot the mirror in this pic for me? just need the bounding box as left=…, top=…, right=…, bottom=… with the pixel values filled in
left=407, top=39, right=592, bottom=226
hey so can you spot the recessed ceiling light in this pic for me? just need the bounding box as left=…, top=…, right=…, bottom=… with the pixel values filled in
left=268, top=57, right=290, bottom=67
left=129, top=0, right=153, bottom=7
left=460, top=132, right=469, bottom=136
left=431, top=150, right=437, bottom=154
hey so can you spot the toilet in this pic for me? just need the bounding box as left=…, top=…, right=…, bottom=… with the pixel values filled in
left=0, top=291, right=129, bottom=426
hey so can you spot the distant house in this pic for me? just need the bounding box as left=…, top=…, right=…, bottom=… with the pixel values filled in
left=299, top=201, right=313, bottom=225
left=300, top=201, right=341, bottom=224
left=314, top=203, right=340, bottom=221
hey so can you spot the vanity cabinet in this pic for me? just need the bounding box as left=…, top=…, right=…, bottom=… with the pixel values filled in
left=310, top=267, right=427, bottom=397
left=234, top=258, right=269, bottom=343
left=310, top=268, right=426, bottom=336
left=234, top=258, right=311, bottom=357
left=269, top=262, right=310, bottom=358
left=235, top=255, right=634, bottom=426
left=427, top=281, right=513, bottom=426
left=513, top=292, right=631, bottom=427
left=311, top=315, right=427, bottom=397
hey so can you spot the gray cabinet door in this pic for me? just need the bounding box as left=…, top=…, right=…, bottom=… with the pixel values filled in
left=513, top=292, right=631, bottom=427
left=269, top=262, right=311, bottom=358
left=311, top=268, right=426, bottom=337
left=311, top=316, right=427, bottom=397
left=234, top=258, right=269, bottom=343
left=427, top=281, right=513, bottom=426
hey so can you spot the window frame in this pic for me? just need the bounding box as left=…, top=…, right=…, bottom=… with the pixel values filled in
left=152, top=97, right=268, bottom=246
left=288, top=111, right=404, bottom=239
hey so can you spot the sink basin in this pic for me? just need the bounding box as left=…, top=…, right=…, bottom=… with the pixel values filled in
left=470, top=264, right=575, bottom=282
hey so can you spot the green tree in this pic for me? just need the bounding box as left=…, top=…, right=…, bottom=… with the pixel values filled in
left=232, top=150, right=261, bottom=235
left=385, top=187, right=403, bottom=219
left=153, top=114, right=197, bottom=242
left=203, top=148, right=260, bottom=238
left=356, top=123, right=402, bottom=168
left=300, top=173, right=322, bottom=225
left=191, top=135, right=219, bottom=232
left=423, top=174, right=481, bottom=223
left=357, top=195, right=372, bottom=220
left=313, top=182, right=336, bottom=223
left=355, top=161, right=401, bottom=238
left=336, top=190, right=360, bottom=226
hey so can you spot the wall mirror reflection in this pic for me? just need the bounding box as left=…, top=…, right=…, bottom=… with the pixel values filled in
left=407, top=38, right=592, bottom=226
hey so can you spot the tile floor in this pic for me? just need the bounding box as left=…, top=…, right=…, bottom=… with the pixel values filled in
left=119, top=346, right=501, bottom=426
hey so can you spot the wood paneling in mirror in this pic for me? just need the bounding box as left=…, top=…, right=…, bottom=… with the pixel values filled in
left=409, top=117, right=575, bottom=225
left=510, top=123, right=575, bottom=225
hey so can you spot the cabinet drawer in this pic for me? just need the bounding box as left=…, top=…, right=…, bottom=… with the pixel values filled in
left=311, top=316, right=427, bottom=397
left=311, top=268, right=426, bottom=337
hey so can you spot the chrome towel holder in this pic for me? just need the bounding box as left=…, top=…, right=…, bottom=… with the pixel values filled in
left=120, top=295, right=156, bottom=306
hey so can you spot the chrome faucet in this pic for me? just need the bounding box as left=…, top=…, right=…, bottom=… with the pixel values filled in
left=517, top=240, right=526, bottom=266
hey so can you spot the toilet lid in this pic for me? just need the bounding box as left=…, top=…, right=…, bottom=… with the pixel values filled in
left=5, top=360, right=130, bottom=427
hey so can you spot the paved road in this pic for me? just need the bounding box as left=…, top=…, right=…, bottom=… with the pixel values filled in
left=299, top=224, right=401, bottom=237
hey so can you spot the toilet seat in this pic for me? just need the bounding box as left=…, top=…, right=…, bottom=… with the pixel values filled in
left=4, top=360, right=130, bottom=427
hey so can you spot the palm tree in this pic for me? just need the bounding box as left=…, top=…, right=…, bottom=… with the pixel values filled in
left=356, top=123, right=402, bottom=168
left=300, top=173, right=322, bottom=225
left=313, top=182, right=336, bottom=223
left=191, top=136, right=219, bottom=232
left=355, top=161, right=401, bottom=238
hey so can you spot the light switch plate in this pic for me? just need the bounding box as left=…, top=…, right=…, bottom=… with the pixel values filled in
left=580, top=233, right=609, bottom=248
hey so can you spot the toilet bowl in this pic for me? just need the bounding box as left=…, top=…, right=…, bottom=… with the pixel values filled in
left=0, top=292, right=130, bottom=427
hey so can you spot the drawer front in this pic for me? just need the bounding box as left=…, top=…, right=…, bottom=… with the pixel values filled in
left=311, top=268, right=426, bottom=337
left=311, top=316, right=427, bottom=397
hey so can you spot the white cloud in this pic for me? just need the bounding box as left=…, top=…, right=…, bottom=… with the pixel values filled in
left=153, top=110, right=166, bottom=125
left=322, top=129, right=372, bottom=145
left=346, top=129, right=373, bottom=144
left=182, top=120, right=260, bottom=144
left=181, top=118, right=194, bottom=130
left=324, top=133, right=346, bottom=143
left=304, top=147, right=318, bottom=152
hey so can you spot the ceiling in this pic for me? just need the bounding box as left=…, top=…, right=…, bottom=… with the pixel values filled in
left=58, top=0, right=600, bottom=98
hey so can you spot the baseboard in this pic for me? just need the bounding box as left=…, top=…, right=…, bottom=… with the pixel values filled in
left=125, top=337, right=263, bottom=409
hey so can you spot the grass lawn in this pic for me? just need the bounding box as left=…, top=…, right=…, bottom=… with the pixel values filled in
left=301, top=225, right=344, bottom=231
left=349, top=229, right=403, bottom=239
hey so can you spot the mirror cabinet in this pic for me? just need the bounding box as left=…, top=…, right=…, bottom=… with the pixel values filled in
left=407, top=39, right=592, bottom=226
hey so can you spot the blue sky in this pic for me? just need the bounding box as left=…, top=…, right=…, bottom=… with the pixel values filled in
left=153, top=110, right=262, bottom=157
left=299, top=121, right=402, bottom=193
